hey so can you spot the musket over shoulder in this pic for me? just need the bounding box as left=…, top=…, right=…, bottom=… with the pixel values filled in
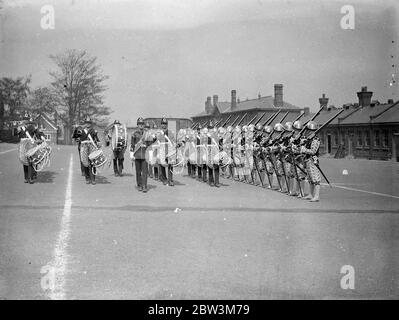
left=220, top=114, right=232, bottom=128
left=236, top=113, right=248, bottom=127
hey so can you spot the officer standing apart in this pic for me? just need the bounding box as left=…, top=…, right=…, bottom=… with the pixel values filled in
left=130, top=117, right=156, bottom=192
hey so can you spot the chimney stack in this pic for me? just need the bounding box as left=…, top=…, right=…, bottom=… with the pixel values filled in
left=319, top=93, right=329, bottom=109
left=205, top=96, right=212, bottom=114
left=274, top=84, right=283, bottom=108
left=357, top=86, right=373, bottom=108
left=231, top=90, right=237, bottom=110
left=213, top=95, right=218, bottom=107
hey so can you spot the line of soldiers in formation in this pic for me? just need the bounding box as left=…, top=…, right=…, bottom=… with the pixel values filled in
left=71, top=108, right=342, bottom=201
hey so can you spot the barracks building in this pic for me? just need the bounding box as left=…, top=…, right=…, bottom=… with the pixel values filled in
left=310, top=87, right=399, bottom=162
left=191, top=84, right=398, bottom=162
left=191, top=84, right=309, bottom=130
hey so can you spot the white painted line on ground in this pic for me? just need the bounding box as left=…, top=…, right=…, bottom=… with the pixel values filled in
left=0, top=148, right=17, bottom=155
left=322, top=183, right=399, bottom=200
left=41, top=154, right=73, bottom=300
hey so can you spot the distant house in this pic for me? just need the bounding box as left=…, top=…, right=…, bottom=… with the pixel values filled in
left=35, top=113, right=59, bottom=144
left=303, top=88, right=399, bottom=161
left=191, top=84, right=309, bottom=128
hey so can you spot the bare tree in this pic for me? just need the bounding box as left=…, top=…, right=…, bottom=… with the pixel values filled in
left=49, top=49, right=111, bottom=144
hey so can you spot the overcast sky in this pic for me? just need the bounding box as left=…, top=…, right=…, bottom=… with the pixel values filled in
left=0, top=0, right=398, bottom=124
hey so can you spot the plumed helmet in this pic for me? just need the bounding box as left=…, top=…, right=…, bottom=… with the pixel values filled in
left=144, top=122, right=150, bottom=129
left=242, top=125, right=248, bottom=132
left=114, top=120, right=121, bottom=125
left=285, top=121, right=293, bottom=132
left=197, top=124, right=202, bottom=130
left=248, top=124, right=255, bottom=131
left=255, top=123, right=263, bottom=131
left=307, top=121, right=318, bottom=131
left=235, top=125, right=241, bottom=133
left=161, top=117, right=168, bottom=125
left=137, top=117, right=144, bottom=125
left=274, top=123, right=285, bottom=132
left=293, top=120, right=303, bottom=131
left=202, top=127, right=208, bottom=134
left=263, top=125, right=272, bottom=133
left=227, top=125, right=233, bottom=133
left=208, top=120, right=214, bottom=129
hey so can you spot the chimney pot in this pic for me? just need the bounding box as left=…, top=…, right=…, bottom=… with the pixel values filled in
left=274, top=84, right=283, bottom=108
left=231, top=90, right=237, bottom=110
left=319, top=93, right=329, bottom=109
left=213, top=95, right=218, bottom=106
left=205, top=96, right=212, bottom=114
left=357, top=86, right=373, bottom=108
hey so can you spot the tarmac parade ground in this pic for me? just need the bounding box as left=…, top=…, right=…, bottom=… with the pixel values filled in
left=0, top=143, right=398, bottom=299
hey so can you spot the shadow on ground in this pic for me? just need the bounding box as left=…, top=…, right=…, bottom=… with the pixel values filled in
left=36, top=171, right=58, bottom=183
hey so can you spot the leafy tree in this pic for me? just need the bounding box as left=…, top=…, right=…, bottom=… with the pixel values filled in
left=49, top=49, right=111, bottom=144
left=0, top=76, right=31, bottom=134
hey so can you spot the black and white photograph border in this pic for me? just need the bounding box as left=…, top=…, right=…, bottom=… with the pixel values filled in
left=0, top=0, right=398, bottom=300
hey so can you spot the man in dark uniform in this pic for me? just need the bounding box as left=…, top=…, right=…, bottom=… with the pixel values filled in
left=144, top=122, right=154, bottom=179
left=72, top=122, right=86, bottom=176
left=80, top=117, right=101, bottom=185
left=159, top=117, right=175, bottom=186
left=130, top=117, right=156, bottom=192
left=195, top=124, right=202, bottom=180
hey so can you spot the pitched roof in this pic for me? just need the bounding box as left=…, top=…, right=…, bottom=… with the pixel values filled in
left=338, top=103, right=394, bottom=125
left=302, top=101, right=399, bottom=127
left=192, top=95, right=300, bottom=118
left=370, top=101, right=399, bottom=124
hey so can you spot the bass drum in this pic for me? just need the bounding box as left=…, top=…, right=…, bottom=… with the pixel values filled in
left=111, top=124, right=127, bottom=151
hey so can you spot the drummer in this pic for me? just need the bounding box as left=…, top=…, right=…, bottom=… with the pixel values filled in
left=18, top=117, right=37, bottom=184
left=80, top=117, right=101, bottom=185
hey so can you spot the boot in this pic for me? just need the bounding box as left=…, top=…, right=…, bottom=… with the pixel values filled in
left=113, top=159, right=118, bottom=176
left=118, top=159, right=124, bottom=176
left=90, top=166, right=96, bottom=185
left=303, top=183, right=314, bottom=200
left=290, top=179, right=298, bottom=196
left=168, top=166, right=174, bottom=186
left=310, top=184, right=320, bottom=202
left=28, top=164, right=34, bottom=184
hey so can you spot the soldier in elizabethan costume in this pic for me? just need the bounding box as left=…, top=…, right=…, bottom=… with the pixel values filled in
left=206, top=120, right=220, bottom=187
left=297, top=120, right=322, bottom=202
left=158, top=117, right=176, bottom=186
left=105, top=119, right=127, bottom=177
left=130, top=117, right=156, bottom=192
left=80, top=117, right=101, bottom=185
left=290, top=120, right=308, bottom=198
left=260, top=124, right=276, bottom=189
left=269, top=123, right=288, bottom=193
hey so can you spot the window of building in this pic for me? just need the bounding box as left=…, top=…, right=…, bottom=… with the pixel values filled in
left=382, top=130, right=389, bottom=147
left=357, top=131, right=363, bottom=147
left=374, top=130, right=380, bottom=147
left=364, top=130, right=370, bottom=147
left=334, top=132, right=339, bottom=146
left=341, top=132, right=345, bottom=145
left=320, top=132, right=325, bottom=145
left=13, top=128, right=18, bottom=136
